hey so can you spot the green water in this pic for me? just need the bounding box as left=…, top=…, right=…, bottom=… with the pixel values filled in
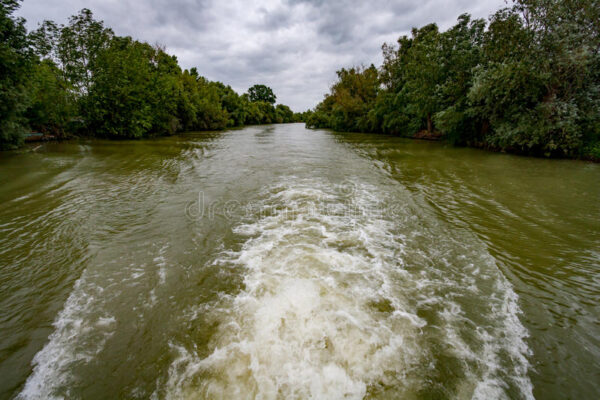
left=0, top=124, right=598, bottom=399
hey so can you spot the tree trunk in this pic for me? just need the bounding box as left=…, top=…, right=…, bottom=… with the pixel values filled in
left=427, top=114, right=432, bottom=133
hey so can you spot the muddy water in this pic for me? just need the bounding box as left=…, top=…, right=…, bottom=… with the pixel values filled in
left=0, top=124, right=598, bottom=399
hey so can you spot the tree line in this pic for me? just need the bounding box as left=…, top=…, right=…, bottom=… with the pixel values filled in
left=306, top=0, right=599, bottom=160
left=0, top=1, right=304, bottom=150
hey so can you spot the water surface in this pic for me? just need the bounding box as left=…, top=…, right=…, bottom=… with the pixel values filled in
left=0, top=124, right=598, bottom=399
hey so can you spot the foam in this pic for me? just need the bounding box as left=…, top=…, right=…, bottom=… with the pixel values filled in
left=17, top=273, right=115, bottom=399
left=18, top=174, right=533, bottom=399
left=165, top=178, right=534, bottom=399
left=18, top=244, right=171, bottom=399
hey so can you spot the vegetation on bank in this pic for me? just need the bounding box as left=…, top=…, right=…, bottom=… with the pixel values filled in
left=306, top=0, right=600, bottom=160
left=0, top=1, right=304, bottom=150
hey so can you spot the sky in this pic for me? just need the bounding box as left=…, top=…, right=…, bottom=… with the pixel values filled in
left=17, top=0, right=507, bottom=111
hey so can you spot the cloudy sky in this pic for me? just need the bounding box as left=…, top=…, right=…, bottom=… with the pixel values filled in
left=17, top=0, right=506, bottom=111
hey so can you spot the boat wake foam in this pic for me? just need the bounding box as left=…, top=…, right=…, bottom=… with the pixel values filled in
left=166, top=177, right=533, bottom=399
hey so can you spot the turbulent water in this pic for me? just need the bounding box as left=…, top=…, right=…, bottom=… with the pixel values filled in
left=0, top=124, right=598, bottom=399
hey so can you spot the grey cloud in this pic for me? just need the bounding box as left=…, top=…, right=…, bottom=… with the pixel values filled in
left=18, top=0, right=505, bottom=111
left=252, top=7, right=293, bottom=31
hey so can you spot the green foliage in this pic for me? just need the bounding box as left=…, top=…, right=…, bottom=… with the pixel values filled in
left=305, top=110, right=329, bottom=129
left=3, top=1, right=596, bottom=158
left=86, top=37, right=155, bottom=138
left=292, top=110, right=312, bottom=123
left=309, top=0, right=599, bottom=159
left=306, top=65, right=379, bottom=132
left=39, top=9, right=114, bottom=94
left=25, top=59, right=75, bottom=135
left=275, top=104, right=294, bottom=123
left=586, top=142, right=600, bottom=160
left=1, top=8, right=297, bottom=148
left=248, top=84, right=276, bottom=104
left=194, top=78, right=229, bottom=130
left=434, top=14, right=486, bottom=144
left=0, top=0, right=31, bottom=149
left=401, top=24, right=443, bottom=133
left=468, top=0, right=600, bottom=157
left=213, top=81, right=247, bottom=127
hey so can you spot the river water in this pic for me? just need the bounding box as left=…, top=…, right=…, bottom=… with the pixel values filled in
left=0, top=123, right=598, bottom=399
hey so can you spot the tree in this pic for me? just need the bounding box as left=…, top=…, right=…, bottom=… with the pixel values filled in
left=248, top=84, right=276, bottom=104
left=401, top=24, right=443, bottom=133
left=306, top=65, right=379, bottom=132
left=26, top=59, right=76, bottom=136
left=0, top=0, right=32, bottom=149
left=434, top=14, right=486, bottom=144
left=55, top=9, right=113, bottom=94
left=308, top=0, right=599, bottom=159
left=468, top=0, right=599, bottom=157
left=148, top=48, right=182, bottom=135
left=213, top=81, right=247, bottom=127
left=275, top=104, right=294, bottom=123
left=194, top=77, right=229, bottom=130
left=85, top=37, right=156, bottom=138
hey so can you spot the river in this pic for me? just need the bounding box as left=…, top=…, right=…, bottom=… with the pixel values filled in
left=0, top=123, right=598, bottom=399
